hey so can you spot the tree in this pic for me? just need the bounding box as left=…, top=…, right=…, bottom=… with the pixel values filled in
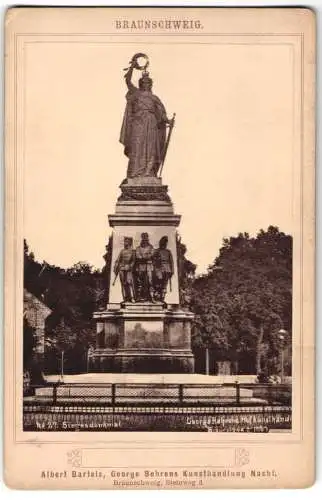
left=101, top=235, right=113, bottom=304
left=24, top=241, right=104, bottom=374
left=176, top=233, right=196, bottom=308
left=190, top=227, right=292, bottom=375
left=45, top=317, right=78, bottom=375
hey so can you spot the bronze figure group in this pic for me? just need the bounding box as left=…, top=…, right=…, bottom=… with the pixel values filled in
left=113, top=233, right=174, bottom=303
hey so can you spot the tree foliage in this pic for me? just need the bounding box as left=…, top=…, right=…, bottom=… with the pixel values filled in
left=24, top=239, right=110, bottom=373
left=190, top=226, right=292, bottom=374
left=176, top=233, right=196, bottom=308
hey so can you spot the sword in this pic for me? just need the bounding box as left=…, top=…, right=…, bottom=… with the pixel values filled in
left=159, top=113, right=176, bottom=177
left=112, top=272, right=118, bottom=286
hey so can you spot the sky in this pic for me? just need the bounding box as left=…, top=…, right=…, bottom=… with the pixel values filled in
left=23, top=40, right=295, bottom=274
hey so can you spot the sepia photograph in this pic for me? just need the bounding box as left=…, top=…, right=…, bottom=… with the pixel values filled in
left=22, top=45, right=293, bottom=433
left=4, top=6, right=315, bottom=488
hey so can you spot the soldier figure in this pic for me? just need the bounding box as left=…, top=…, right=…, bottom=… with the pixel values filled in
left=153, top=236, right=174, bottom=302
left=135, top=233, right=155, bottom=301
left=113, top=237, right=136, bottom=302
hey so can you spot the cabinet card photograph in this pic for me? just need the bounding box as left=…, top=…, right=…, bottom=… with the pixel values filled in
left=4, top=6, right=315, bottom=489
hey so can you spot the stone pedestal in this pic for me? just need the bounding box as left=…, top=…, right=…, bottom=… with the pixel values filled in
left=90, top=179, right=195, bottom=373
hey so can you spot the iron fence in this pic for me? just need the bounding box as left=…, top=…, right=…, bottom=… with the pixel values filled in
left=24, top=382, right=291, bottom=407
left=23, top=382, right=292, bottom=431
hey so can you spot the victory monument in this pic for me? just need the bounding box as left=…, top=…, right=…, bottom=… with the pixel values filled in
left=90, top=54, right=195, bottom=373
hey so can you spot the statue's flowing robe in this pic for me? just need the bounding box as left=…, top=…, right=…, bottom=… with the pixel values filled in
left=120, top=88, right=167, bottom=178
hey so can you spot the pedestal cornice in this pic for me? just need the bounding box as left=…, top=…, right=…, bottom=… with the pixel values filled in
left=108, top=212, right=181, bottom=227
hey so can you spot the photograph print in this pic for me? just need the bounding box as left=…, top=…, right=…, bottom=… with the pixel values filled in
left=21, top=23, right=295, bottom=434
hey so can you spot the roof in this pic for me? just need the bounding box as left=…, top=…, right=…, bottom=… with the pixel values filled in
left=23, top=289, right=52, bottom=318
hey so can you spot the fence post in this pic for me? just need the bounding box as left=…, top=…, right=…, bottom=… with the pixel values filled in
left=267, top=383, right=273, bottom=405
left=111, top=384, right=116, bottom=406
left=179, top=384, right=184, bottom=404
left=205, top=347, right=210, bottom=375
left=235, top=381, right=240, bottom=405
left=53, top=383, right=58, bottom=405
